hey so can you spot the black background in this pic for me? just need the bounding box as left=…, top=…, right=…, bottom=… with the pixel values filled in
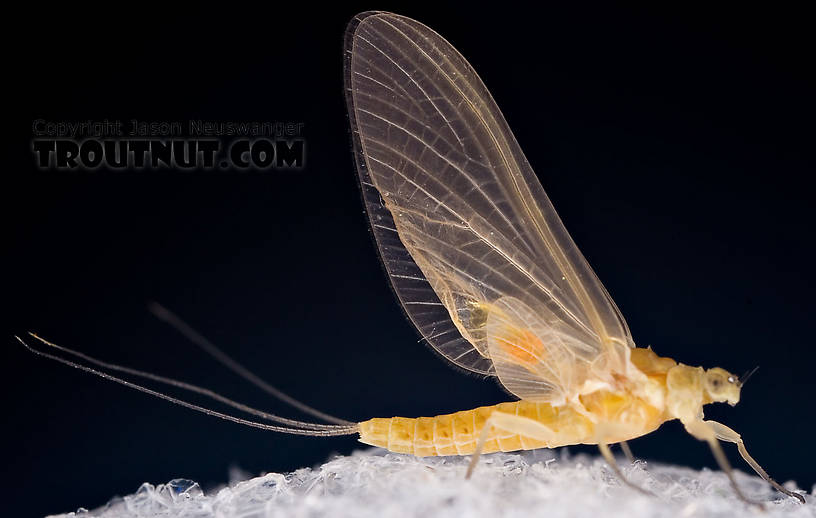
left=7, top=3, right=814, bottom=516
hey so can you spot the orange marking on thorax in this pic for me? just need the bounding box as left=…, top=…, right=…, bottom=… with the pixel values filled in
left=497, top=327, right=547, bottom=368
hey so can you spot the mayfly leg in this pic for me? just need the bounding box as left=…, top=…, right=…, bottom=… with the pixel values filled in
left=466, top=419, right=494, bottom=479
left=595, top=424, right=652, bottom=496
left=619, top=441, right=635, bottom=464
left=466, top=411, right=556, bottom=479
left=704, top=420, right=806, bottom=504
left=597, top=442, right=652, bottom=496
left=684, top=420, right=765, bottom=509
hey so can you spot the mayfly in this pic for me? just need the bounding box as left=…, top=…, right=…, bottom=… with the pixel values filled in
left=19, top=11, right=804, bottom=506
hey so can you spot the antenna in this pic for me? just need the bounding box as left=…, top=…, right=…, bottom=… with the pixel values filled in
left=737, top=366, right=759, bottom=387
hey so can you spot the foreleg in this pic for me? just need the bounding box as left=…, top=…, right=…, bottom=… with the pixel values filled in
left=683, top=419, right=764, bottom=508
left=704, top=419, right=804, bottom=504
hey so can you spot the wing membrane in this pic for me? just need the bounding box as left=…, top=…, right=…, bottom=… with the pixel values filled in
left=344, top=12, right=634, bottom=397
left=485, top=296, right=597, bottom=404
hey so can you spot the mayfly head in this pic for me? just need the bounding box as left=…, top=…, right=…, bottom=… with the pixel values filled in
left=703, top=367, right=741, bottom=406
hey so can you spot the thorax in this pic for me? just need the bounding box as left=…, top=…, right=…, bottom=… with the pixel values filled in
left=558, top=347, right=680, bottom=443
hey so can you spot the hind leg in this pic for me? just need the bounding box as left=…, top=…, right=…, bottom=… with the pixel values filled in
left=466, top=411, right=556, bottom=478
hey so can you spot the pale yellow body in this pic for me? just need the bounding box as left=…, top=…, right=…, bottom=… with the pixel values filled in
left=22, top=325, right=802, bottom=502
left=360, top=347, right=680, bottom=455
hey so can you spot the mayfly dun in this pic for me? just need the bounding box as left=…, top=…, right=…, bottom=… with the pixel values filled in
left=19, top=11, right=804, bottom=507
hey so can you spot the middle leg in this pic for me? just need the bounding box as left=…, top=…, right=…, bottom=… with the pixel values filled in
left=595, top=423, right=653, bottom=496
left=619, top=441, right=635, bottom=464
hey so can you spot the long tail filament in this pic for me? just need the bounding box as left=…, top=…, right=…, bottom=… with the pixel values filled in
left=148, top=302, right=354, bottom=426
left=16, top=334, right=358, bottom=437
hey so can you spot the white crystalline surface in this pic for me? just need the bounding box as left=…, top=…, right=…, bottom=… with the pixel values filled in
left=52, top=449, right=813, bottom=518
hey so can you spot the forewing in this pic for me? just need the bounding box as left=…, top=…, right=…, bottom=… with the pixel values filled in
left=344, top=12, right=634, bottom=395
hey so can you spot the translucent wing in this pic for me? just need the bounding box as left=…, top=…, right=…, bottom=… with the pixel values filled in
left=484, top=297, right=600, bottom=404
left=344, top=12, right=635, bottom=400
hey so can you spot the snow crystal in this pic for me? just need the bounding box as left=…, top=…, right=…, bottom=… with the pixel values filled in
left=49, top=449, right=812, bottom=518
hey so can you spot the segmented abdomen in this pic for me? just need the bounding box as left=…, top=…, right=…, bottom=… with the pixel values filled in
left=358, top=401, right=570, bottom=456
